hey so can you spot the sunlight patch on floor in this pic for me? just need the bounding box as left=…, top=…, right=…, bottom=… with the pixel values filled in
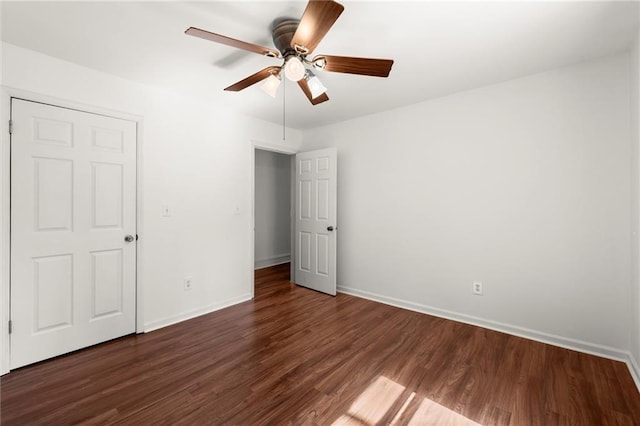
left=408, top=397, right=481, bottom=425
left=331, top=376, right=481, bottom=426
left=390, top=391, right=415, bottom=425
left=332, top=376, right=405, bottom=425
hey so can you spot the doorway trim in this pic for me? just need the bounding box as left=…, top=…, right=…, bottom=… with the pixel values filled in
left=0, top=87, right=145, bottom=375
left=250, top=139, right=298, bottom=298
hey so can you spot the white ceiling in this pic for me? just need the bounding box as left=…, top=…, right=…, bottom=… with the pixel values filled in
left=2, top=1, right=638, bottom=129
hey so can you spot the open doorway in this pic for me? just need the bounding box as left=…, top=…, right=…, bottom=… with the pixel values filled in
left=254, top=148, right=293, bottom=286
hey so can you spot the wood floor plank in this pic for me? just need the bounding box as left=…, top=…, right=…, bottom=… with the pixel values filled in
left=1, top=262, right=639, bottom=425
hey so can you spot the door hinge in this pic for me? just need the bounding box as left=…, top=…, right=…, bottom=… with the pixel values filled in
left=136, top=234, right=139, bottom=241
left=8, top=120, right=13, bottom=135
left=8, top=320, right=12, bottom=334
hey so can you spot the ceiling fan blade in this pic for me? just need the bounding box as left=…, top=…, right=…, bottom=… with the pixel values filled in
left=186, top=27, right=280, bottom=58
left=290, top=0, right=344, bottom=54
left=224, top=67, right=281, bottom=92
left=314, top=55, right=394, bottom=77
left=298, top=79, right=330, bottom=105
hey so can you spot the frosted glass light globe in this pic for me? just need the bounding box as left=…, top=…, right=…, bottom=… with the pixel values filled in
left=307, top=75, right=327, bottom=99
left=260, top=74, right=281, bottom=97
left=284, top=56, right=305, bottom=81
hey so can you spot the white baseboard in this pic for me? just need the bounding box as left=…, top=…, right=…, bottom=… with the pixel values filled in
left=337, top=285, right=632, bottom=366
left=143, top=293, right=252, bottom=333
left=254, top=253, right=290, bottom=270
left=627, top=353, right=640, bottom=392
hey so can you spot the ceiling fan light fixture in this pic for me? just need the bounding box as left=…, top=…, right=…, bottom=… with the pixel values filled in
left=260, top=74, right=281, bottom=98
left=306, top=71, right=327, bottom=99
left=284, top=56, right=306, bottom=81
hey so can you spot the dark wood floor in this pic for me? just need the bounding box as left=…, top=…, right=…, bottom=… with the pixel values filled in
left=1, top=263, right=639, bottom=425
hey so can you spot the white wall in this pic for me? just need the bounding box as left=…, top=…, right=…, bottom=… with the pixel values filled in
left=0, top=42, right=302, bottom=371
left=631, top=27, right=640, bottom=382
left=254, top=149, right=291, bottom=269
left=302, top=53, right=632, bottom=357
left=1, top=38, right=637, bottom=380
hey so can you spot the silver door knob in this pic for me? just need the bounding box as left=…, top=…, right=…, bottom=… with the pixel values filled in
left=124, top=235, right=135, bottom=243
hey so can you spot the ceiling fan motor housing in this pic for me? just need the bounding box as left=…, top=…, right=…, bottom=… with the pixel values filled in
left=272, top=19, right=302, bottom=59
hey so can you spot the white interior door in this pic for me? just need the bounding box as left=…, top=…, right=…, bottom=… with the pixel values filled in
left=294, top=148, right=337, bottom=295
left=10, top=99, right=137, bottom=369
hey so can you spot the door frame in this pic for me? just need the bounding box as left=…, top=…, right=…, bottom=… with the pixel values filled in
left=250, top=140, right=298, bottom=298
left=0, top=87, right=145, bottom=375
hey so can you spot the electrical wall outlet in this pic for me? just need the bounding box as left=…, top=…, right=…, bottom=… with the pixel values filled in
left=184, top=276, right=193, bottom=291
left=472, top=281, right=483, bottom=296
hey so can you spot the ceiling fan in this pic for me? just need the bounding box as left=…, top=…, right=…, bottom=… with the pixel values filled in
left=185, top=0, right=394, bottom=105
